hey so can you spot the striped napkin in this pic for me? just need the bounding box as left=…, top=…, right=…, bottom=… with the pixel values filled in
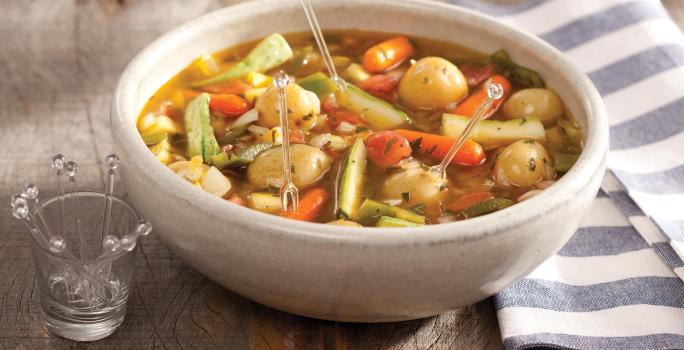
left=442, top=0, right=684, bottom=348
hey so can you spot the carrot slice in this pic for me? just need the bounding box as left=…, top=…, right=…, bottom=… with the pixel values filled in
left=394, top=129, right=485, bottom=166
left=362, top=36, right=414, bottom=73
left=450, top=74, right=511, bottom=118
left=280, top=188, right=330, bottom=222
left=447, top=191, right=493, bottom=212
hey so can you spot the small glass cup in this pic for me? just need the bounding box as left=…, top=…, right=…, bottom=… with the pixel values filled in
left=27, top=191, right=146, bottom=341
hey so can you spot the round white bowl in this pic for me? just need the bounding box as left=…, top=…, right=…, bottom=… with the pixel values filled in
left=111, top=0, right=608, bottom=322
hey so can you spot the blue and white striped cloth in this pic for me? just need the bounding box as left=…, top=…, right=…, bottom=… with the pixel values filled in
left=443, top=0, right=684, bottom=348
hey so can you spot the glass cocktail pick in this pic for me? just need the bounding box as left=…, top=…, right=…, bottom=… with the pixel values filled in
left=273, top=71, right=299, bottom=212
left=300, top=0, right=345, bottom=91
left=429, top=82, right=504, bottom=179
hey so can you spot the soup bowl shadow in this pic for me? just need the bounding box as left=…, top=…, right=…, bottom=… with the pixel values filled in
left=111, top=0, right=608, bottom=322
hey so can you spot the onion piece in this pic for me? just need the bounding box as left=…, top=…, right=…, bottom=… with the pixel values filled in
left=232, top=108, right=258, bottom=127
left=308, top=133, right=332, bottom=148
left=247, top=124, right=269, bottom=136
left=337, top=121, right=356, bottom=134
left=200, top=166, right=232, bottom=197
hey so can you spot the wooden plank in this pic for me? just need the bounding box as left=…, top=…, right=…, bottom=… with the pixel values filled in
left=0, top=0, right=505, bottom=348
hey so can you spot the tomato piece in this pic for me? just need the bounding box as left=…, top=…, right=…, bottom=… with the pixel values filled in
left=209, top=94, right=251, bottom=118
left=358, top=75, right=398, bottom=102
left=364, top=131, right=412, bottom=168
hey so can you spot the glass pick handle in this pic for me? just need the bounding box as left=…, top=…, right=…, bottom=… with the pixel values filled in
left=430, top=83, right=504, bottom=178
left=273, top=72, right=299, bottom=212
left=300, top=0, right=345, bottom=90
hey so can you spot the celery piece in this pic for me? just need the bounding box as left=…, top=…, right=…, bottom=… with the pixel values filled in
left=210, top=143, right=273, bottom=169
left=297, top=72, right=339, bottom=98
left=192, top=33, right=293, bottom=87
left=342, top=63, right=370, bottom=84
left=219, top=123, right=251, bottom=144
left=289, top=46, right=313, bottom=75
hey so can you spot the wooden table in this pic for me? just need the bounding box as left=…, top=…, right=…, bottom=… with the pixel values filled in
left=1, top=1, right=681, bottom=348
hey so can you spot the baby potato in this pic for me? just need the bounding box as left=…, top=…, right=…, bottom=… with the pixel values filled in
left=494, top=140, right=554, bottom=188
left=503, top=88, right=563, bottom=122
left=398, top=57, right=468, bottom=110
left=247, top=144, right=331, bottom=189
left=380, top=167, right=447, bottom=205
left=255, top=83, right=320, bottom=130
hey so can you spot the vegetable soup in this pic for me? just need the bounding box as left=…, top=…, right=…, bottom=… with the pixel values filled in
left=137, top=31, right=583, bottom=227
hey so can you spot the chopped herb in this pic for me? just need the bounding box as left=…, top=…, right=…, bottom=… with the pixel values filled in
left=422, top=77, right=430, bottom=84
left=439, top=183, right=447, bottom=192
left=401, top=192, right=411, bottom=202
left=409, top=137, right=423, bottom=154
left=528, top=157, right=537, bottom=171
left=384, top=137, right=399, bottom=155
left=520, top=118, right=527, bottom=125
left=524, top=139, right=535, bottom=144
left=271, top=130, right=277, bottom=143
left=302, top=113, right=313, bottom=121
left=355, top=126, right=369, bottom=133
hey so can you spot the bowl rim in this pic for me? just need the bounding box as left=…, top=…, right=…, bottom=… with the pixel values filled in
left=112, top=0, right=608, bottom=245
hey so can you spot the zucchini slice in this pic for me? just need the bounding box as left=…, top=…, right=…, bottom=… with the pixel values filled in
left=185, top=93, right=220, bottom=161
left=192, top=33, right=293, bottom=87
left=336, top=83, right=410, bottom=130
left=336, top=137, right=367, bottom=219
left=442, top=113, right=545, bottom=147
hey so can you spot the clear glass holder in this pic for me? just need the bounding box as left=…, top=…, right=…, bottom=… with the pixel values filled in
left=27, top=191, right=145, bottom=341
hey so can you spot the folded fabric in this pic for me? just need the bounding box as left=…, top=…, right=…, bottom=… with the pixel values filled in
left=442, top=0, right=684, bottom=348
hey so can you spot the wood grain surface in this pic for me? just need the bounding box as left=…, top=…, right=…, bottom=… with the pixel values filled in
left=2, top=1, right=682, bottom=349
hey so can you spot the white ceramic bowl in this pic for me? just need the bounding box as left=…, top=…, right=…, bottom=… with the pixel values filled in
left=111, top=0, right=608, bottom=322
